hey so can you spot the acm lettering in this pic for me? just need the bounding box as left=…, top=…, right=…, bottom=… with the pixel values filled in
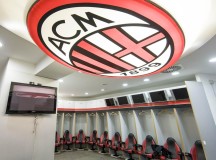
left=48, top=12, right=114, bottom=56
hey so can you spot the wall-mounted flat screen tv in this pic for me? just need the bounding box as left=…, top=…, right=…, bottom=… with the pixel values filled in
left=6, top=82, right=57, bottom=114
left=172, top=88, right=189, bottom=100
left=117, top=96, right=129, bottom=105
left=132, top=94, right=145, bottom=104
left=105, top=98, right=115, bottom=106
left=150, top=91, right=167, bottom=102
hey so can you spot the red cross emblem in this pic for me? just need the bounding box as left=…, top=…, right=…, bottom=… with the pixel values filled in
left=27, top=0, right=184, bottom=78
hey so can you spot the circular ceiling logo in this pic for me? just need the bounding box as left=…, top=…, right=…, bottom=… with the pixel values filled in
left=27, top=0, right=184, bottom=78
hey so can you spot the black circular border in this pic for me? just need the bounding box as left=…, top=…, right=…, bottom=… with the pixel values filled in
left=37, top=3, right=174, bottom=76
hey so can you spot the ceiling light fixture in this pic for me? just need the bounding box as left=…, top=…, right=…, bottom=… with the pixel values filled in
left=172, top=71, right=180, bottom=76
left=58, top=79, right=64, bottom=83
left=71, top=94, right=74, bottom=96
left=123, top=83, right=128, bottom=87
left=144, top=78, right=150, bottom=82
left=27, top=0, right=185, bottom=78
left=101, top=89, right=105, bottom=92
left=85, top=92, right=89, bottom=95
left=209, top=57, right=216, bottom=63
left=0, top=42, right=3, bottom=48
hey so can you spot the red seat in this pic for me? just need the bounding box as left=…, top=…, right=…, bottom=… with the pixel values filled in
left=87, top=130, right=98, bottom=150
left=75, top=129, right=86, bottom=149
left=108, top=132, right=122, bottom=157
left=97, top=131, right=109, bottom=153
left=121, top=133, right=137, bottom=160
left=63, top=130, right=73, bottom=150
left=161, top=137, right=184, bottom=160
left=185, top=140, right=206, bottom=160
left=137, top=135, right=156, bottom=159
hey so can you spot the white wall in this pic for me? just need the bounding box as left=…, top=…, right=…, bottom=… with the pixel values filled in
left=196, top=74, right=216, bottom=124
left=57, top=99, right=106, bottom=109
left=0, top=58, right=58, bottom=160
left=0, top=58, right=8, bottom=92
left=186, top=81, right=216, bottom=160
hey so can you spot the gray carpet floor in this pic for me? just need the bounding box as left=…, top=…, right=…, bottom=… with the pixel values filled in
left=55, top=150, right=125, bottom=160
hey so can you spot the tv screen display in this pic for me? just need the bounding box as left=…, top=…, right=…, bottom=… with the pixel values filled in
left=117, top=96, right=129, bottom=105
left=150, top=91, right=166, bottom=102
left=6, top=82, right=57, bottom=114
left=105, top=98, right=115, bottom=106
left=132, top=94, right=145, bottom=104
left=172, top=88, right=189, bottom=100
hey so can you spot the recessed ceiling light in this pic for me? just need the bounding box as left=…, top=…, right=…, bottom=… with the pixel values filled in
left=0, top=42, right=3, bottom=48
left=209, top=57, right=216, bottom=63
left=122, top=83, right=128, bottom=87
left=101, top=89, right=105, bottom=92
left=172, top=71, right=180, bottom=76
left=71, top=94, right=74, bottom=96
left=85, top=92, right=89, bottom=95
left=58, top=79, right=64, bottom=83
left=144, top=78, right=150, bottom=82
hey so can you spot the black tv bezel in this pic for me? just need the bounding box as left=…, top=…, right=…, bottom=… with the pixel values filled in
left=131, top=93, right=146, bottom=104
left=172, top=88, right=189, bottom=100
left=117, top=96, right=129, bottom=105
left=149, top=91, right=167, bottom=102
left=6, top=82, right=57, bottom=114
left=105, top=98, right=115, bottom=106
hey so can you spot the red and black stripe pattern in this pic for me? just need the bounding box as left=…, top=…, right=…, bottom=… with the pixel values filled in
left=70, top=25, right=167, bottom=75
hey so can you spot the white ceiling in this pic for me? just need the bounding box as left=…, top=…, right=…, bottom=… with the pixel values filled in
left=0, top=26, right=45, bottom=64
left=1, top=0, right=216, bottom=56
left=58, top=35, right=216, bottom=98
left=0, top=0, right=216, bottom=99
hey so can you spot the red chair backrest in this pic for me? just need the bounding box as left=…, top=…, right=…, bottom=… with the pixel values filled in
left=112, top=132, right=121, bottom=146
left=64, top=130, right=72, bottom=142
left=77, top=129, right=86, bottom=141
left=125, top=133, right=137, bottom=150
left=164, top=138, right=182, bottom=160
left=190, top=140, right=206, bottom=160
left=90, top=130, right=97, bottom=142
left=100, top=131, right=108, bottom=143
left=142, top=135, right=156, bottom=154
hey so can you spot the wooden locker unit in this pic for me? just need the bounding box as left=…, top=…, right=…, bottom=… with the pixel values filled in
left=152, top=109, right=182, bottom=147
left=133, top=110, right=157, bottom=144
left=96, top=112, right=107, bottom=136
left=86, top=112, right=97, bottom=135
left=107, top=111, right=121, bottom=139
left=174, top=108, right=200, bottom=152
left=75, top=113, right=87, bottom=135
left=119, top=110, right=137, bottom=141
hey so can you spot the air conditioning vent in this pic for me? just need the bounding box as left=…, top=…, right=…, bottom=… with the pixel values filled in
left=162, top=65, right=182, bottom=73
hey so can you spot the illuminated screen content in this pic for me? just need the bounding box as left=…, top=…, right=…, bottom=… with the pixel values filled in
left=6, top=82, right=57, bottom=114
left=132, top=94, right=145, bottom=104
left=172, top=88, right=189, bottom=100
left=150, top=91, right=166, bottom=102
left=117, top=96, right=129, bottom=105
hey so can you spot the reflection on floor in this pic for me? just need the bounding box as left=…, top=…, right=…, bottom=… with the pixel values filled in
left=55, top=150, right=124, bottom=160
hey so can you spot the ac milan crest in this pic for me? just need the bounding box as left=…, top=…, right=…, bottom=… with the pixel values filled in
left=27, top=0, right=184, bottom=78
